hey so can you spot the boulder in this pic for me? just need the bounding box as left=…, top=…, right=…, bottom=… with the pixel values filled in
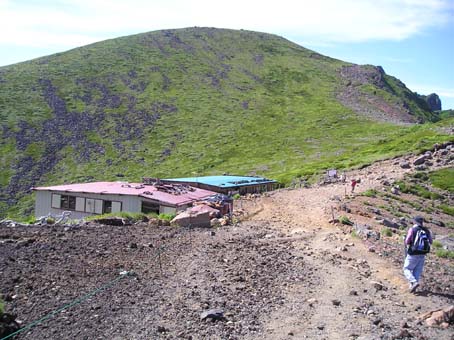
left=200, top=309, right=224, bottom=321
left=399, top=161, right=411, bottom=169
left=391, top=187, right=400, bottom=195
left=332, top=299, right=341, bottom=306
left=381, top=179, right=392, bottom=186
left=368, top=208, right=381, bottom=215
left=415, top=165, right=428, bottom=171
left=0, top=313, right=20, bottom=339
left=413, top=155, right=427, bottom=165
left=340, top=203, right=351, bottom=213
left=419, top=305, right=454, bottom=329
left=371, top=281, right=387, bottom=291
left=379, top=218, right=400, bottom=229
left=399, top=217, right=408, bottom=227
left=424, top=151, right=433, bottom=159
left=353, top=224, right=380, bottom=240
left=443, top=141, right=454, bottom=149
left=190, top=204, right=220, bottom=217
left=157, top=326, right=169, bottom=333
left=431, top=220, right=445, bottom=227
left=437, top=236, right=454, bottom=251
left=171, top=205, right=220, bottom=228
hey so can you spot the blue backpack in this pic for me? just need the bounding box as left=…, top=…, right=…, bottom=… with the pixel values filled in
left=409, top=226, right=431, bottom=255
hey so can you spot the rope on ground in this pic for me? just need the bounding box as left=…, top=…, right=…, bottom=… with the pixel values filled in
left=0, top=271, right=134, bottom=340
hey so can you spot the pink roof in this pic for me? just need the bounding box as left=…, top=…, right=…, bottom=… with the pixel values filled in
left=33, top=182, right=216, bottom=206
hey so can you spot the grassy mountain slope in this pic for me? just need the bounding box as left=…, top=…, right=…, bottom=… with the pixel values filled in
left=0, top=27, right=452, bottom=218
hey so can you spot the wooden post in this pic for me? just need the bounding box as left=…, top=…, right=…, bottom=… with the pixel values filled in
left=157, top=244, right=163, bottom=277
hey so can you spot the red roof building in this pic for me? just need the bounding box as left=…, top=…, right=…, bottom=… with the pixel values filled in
left=33, top=181, right=216, bottom=219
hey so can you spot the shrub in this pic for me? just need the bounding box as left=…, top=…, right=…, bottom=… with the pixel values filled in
left=363, top=189, right=378, bottom=197
left=435, top=249, right=454, bottom=259
left=382, top=227, right=393, bottom=237
left=0, top=298, right=4, bottom=316
left=339, top=215, right=353, bottom=226
left=351, top=230, right=358, bottom=238
left=432, top=240, right=443, bottom=249
left=412, top=172, right=429, bottom=181
left=85, top=212, right=148, bottom=222
left=158, top=213, right=176, bottom=221
left=439, top=204, right=454, bottom=216
left=429, top=168, right=454, bottom=193
left=46, top=217, right=55, bottom=224
left=396, top=181, right=441, bottom=200
left=122, top=212, right=149, bottom=221
left=23, top=215, right=37, bottom=224
left=232, top=193, right=241, bottom=200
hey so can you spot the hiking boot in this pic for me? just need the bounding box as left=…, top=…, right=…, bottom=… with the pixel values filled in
left=410, top=282, right=419, bottom=293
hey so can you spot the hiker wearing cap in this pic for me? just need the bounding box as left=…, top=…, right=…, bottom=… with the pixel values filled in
left=403, top=216, right=432, bottom=293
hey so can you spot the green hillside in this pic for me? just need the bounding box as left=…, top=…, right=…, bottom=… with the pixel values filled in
left=0, top=27, right=452, bottom=218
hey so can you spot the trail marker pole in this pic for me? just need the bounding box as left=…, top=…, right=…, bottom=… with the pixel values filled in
left=157, top=242, right=163, bottom=277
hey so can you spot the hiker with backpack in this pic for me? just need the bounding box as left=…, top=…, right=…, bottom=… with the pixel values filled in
left=403, top=216, right=432, bottom=293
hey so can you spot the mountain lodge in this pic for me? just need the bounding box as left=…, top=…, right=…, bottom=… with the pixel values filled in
left=32, top=181, right=217, bottom=219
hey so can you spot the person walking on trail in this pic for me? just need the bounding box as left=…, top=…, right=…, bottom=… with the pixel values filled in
left=350, top=179, right=357, bottom=193
left=340, top=172, right=346, bottom=183
left=403, top=216, right=433, bottom=293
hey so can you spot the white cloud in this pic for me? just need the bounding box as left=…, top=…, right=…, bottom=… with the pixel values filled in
left=0, top=0, right=452, bottom=49
left=410, top=85, right=454, bottom=98
left=384, top=57, right=414, bottom=64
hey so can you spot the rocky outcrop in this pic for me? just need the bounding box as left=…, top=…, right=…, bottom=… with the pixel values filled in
left=424, top=93, right=442, bottom=112
left=337, top=65, right=422, bottom=124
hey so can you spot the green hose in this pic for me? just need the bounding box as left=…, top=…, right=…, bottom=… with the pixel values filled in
left=1, top=271, right=132, bottom=340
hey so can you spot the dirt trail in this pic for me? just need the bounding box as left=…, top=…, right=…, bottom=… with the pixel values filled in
left=1, top=154, right=452, bottom=339
left=242, top=158, right=453, bottom=339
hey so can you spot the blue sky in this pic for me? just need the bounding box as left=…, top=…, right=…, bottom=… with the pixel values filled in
left=1, top=0, right=453, bottom=109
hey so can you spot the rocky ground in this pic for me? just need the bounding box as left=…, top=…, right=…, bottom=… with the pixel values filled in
left=1, top=147, right=453, bottom=339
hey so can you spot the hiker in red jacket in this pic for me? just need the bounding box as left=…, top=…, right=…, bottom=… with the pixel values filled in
left=351, top=179, right=357, bottom=193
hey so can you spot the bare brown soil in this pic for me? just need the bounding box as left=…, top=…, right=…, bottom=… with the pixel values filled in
left=1, top=156, right=453, bottom=340
left=240, top=164, right=453, bottom=340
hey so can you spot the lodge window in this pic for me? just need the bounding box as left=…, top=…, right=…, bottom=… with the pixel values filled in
left=102, top=201, right=122, bottom=213
left=51, top=194, right=122, bottom=214
left=104, top=201, right=112, bottom=214
left=51, top=194, right=76, bottom=210
left=141, top=201, right=159, bottom=214
left=61, top=195, right=76, bottom=210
